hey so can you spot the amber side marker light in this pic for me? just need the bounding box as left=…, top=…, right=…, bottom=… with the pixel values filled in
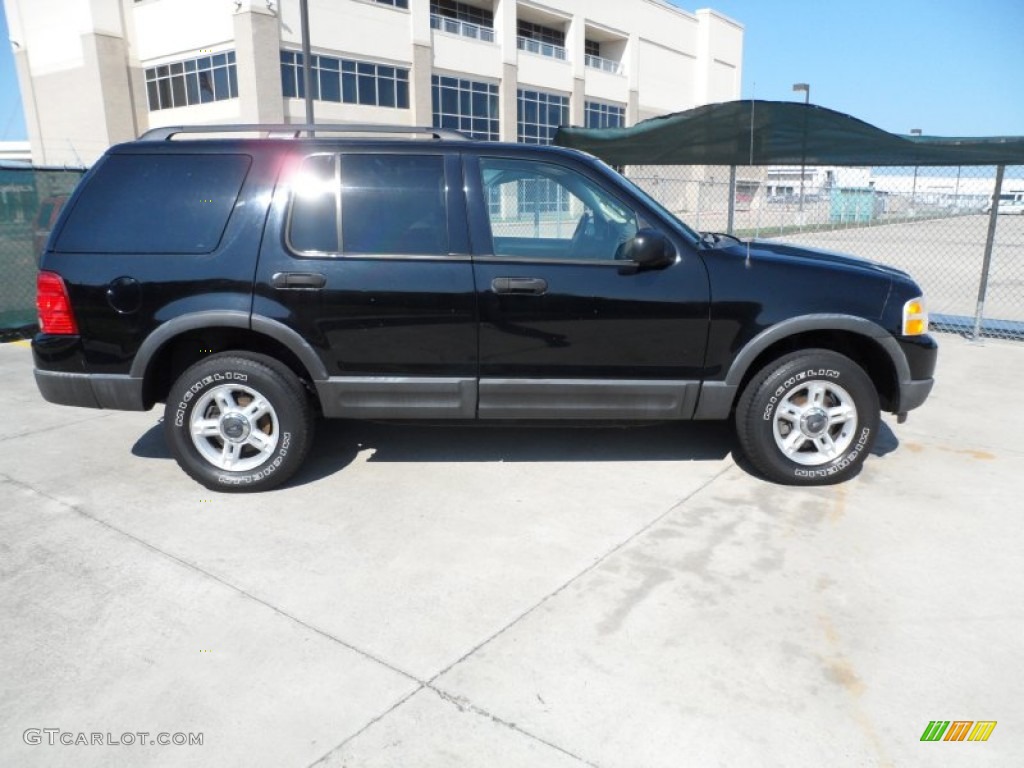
left=37, top=271, right=79, bottom=335
left=902, top=297, right=928, bottom=336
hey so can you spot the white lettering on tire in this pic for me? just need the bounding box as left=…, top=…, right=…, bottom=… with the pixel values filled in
left=174, top=371, right=248, bottom=427
left=215, top=432, right=291, bottom=486
left=793, top=426, right=871, bottom=478
left=763, top=369, right=841, bottom=421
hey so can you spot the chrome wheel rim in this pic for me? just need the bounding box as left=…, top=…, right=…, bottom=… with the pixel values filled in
left=772, top=380, right=858, bottom=466
left=189, top=383, right=280, bottom=471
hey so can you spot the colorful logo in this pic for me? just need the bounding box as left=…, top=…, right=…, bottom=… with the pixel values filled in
left=921, top=721, right=997, bottom=742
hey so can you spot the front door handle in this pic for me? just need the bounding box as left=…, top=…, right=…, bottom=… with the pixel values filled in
left=272, top=272, right=326, bottom=290
left=491, top=277, right=548, bottom=295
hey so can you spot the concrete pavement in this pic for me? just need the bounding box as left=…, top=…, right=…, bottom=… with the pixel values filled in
left=1, top=334, right=1021, bottom=767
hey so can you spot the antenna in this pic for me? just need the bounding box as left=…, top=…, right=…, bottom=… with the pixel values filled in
left=66, top=139, right=85, bottom=170
left=746, top=84, right=755, bottom=266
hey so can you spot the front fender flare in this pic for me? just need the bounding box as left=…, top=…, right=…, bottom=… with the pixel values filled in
left=694, top=314, right=909, bottom=419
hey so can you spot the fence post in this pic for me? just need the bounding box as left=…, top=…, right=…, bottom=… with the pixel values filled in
left=727, top=165, right=736, bottom=235
left=973, top=164, right=1005, bottom=341
left=695, top=180, right=702, bottom=231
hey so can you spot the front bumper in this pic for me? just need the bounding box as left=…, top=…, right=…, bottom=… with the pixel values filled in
left=896, top=333, right=938, bottom=413
left=898, top=377, right=934, bottom=413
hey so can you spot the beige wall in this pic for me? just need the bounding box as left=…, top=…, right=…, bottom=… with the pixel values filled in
left=4, top=0, right=744, bottom=164
left=233, top=7, right=286, bottom=124
left=6, top=0, right=135, bottom=165
left=11, top=31, right=135, bottom=165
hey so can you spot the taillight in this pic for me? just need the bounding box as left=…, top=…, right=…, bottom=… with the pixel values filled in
left=37, top=271, right=78, bottom=335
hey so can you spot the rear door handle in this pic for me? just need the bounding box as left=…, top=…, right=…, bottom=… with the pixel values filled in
left=272, top=272, right=326, bottom=290
left=491, top=277, right=548, bottom=295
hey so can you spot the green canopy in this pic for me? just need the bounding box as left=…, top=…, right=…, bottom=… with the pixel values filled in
left=554, top=100, right=1024, bottom=167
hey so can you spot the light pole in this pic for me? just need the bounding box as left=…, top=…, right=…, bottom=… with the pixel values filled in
left=793, top=83, right=810, bottom=213
left=300, top=0, right=315, bottom=136
left=909, top=128, right=922, bottom=215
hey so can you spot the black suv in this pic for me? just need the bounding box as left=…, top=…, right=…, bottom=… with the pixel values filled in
left=33, top=124, right=936, bottom=491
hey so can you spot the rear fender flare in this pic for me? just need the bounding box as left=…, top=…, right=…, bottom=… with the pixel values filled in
left=130, top=311, right=329, bottom=382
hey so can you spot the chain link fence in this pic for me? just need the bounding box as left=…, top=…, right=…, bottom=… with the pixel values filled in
left=1, top=167, right=85, bottom=339
left=626, top=163, right=1024, bottom=340
left=2, top=163, right=1021, bottom=342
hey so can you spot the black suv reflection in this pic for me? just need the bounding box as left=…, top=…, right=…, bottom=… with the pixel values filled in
left=33, top=124, right=936, bottom=491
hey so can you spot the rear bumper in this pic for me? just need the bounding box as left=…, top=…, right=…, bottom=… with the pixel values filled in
left=34, top=369, right=146, bottom=411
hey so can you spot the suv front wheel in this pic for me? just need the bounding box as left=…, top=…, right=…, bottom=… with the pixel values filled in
left=164, top=354, right=314, bottom=492
left=735, top=349, right=880, bottom=485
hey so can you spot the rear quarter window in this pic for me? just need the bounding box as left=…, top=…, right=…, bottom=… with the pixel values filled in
left=54, top=153, right=251, bottom=254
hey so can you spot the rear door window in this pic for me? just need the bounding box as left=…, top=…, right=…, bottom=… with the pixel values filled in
left=287, top=153, right=449, bottom=256
left=55, top=153, right=251, bottom=254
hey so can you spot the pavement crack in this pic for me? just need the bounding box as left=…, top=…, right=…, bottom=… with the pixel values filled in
left=300, top=465, right=732, bottom=768
left=427, top=463, right=735, bottom=686
left=305, top=685, right=425, bottom=768
left=305, top=685, right=600, bottom=768
left=0, top=471, right=423, bottom=688
left=428, top=686, right=601, bottom=767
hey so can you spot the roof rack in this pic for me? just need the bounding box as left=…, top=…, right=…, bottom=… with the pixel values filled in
left=136, top=124, right=469, bottom=142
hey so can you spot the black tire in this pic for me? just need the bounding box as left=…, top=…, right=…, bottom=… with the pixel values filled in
left=735, top=349, right=880, bottom=485
left=164, top=354, right=314, bottom=492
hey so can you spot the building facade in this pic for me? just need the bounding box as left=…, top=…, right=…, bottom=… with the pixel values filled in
left=0, top=140, right=32, bottom=164
left=4, top=0, right=743, bottom=166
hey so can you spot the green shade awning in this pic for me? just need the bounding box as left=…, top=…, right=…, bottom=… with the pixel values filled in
left=554, top=100, right=1024, bottom=167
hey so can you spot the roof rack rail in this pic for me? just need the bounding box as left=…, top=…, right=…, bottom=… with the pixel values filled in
left=136, top=124, right=469, bottom=142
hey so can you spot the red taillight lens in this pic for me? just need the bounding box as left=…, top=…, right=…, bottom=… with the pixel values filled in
left=37, top=271, right=78, bottom=335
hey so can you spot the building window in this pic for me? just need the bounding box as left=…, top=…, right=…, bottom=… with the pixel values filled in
left=517, top=21, right=566, bottom=59
left=518, top=21, right=564, bottom=47
left=517, top=89, right=568, bottom=145
left=145, top=51, right=237, bottom=111
left=431, top=0, right=493, bottom=27
left=432, top=75, right=499, bottom=141
left=281, top=51, right=409, bottom=109
left=371, top=0, right=408, bottom=7
left=585, top=101, right=625, bottom=129
left=430, top=0, right=495, bottom=41
left=584, top=39, right=623, bottom=75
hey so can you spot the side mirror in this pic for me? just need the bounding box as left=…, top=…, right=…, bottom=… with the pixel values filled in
left=622, top=229, right=675, bottom=270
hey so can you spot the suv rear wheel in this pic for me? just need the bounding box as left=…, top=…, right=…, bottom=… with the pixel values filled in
left=164, top=354, right=314, bottom=492
left=735, top=349, right=880, bottom=485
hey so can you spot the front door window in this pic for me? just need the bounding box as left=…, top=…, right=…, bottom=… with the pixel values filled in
left=479, top=157, right=638, bottom=261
